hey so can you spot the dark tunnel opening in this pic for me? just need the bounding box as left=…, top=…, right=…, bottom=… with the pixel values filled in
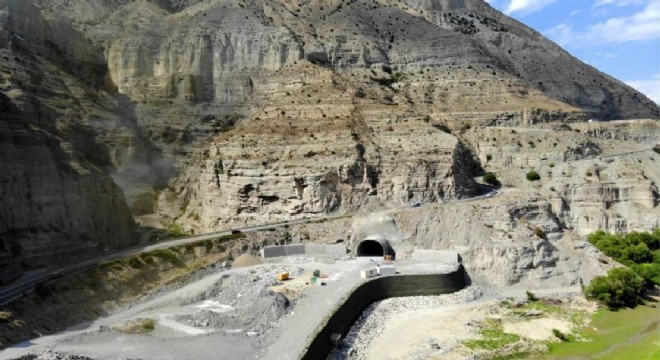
left=357, top=240, right=384, bottom=257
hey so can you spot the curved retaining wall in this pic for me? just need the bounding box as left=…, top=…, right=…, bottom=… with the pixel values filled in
left=301, top=266, right=466, bottom=360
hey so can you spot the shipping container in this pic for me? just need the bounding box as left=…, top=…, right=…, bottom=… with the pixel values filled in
left=310, top=276, right=324, bottom=286
left=277, top=272, right=289, bottom=281
left=360, top=268, right=378, bottom=279
left=378, top=266, right=396, bottom=276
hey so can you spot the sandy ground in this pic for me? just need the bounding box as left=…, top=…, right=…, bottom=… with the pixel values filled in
left=366, top=302, right=486, bottom=360
left=0, top=252, right=584, bottom=360
left=338, top=286, right=585, bottom=360
left=504, top=318, right=573, bottom=341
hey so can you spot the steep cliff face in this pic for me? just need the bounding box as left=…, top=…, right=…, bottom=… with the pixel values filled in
left=465, top=121, right=660, bottom=238
left=158, top=66, right=481, bottom=231
left=0, top=93, right=136, bottom=282
left=1, top=0, right=658, bottom=282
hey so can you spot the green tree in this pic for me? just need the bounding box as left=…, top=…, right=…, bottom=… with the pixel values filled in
left=585, top=267, right=645, bottom=309
left=526, top=170, right=540, bottom=181
left=482, top=173, right=500, bottom=186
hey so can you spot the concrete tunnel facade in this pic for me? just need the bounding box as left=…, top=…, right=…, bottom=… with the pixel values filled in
left=356, top=237, right=395, bottom=259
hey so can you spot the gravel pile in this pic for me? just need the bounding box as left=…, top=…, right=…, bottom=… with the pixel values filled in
left=178, top=265, right=305, bottom=338
left=281, top=256, right=321, bottom=264
left=10, top=351, right=99, bottom=360
left=328, top=285, right=483, bottom=360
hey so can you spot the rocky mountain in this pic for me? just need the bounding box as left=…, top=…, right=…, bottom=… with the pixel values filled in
left=0, top=0, right=658, bottom=282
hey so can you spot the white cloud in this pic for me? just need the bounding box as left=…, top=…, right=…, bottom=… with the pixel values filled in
left=594, top=0, right=643, bottom=7
left=504, top=0, right=558, bottom=15
left=544, top=0, right=660, bottom=45
left=626, top=75, right=660, bottom=104
left=587, top=0, right=660, bottom=43
left=544, top=23, right=573, bottom=46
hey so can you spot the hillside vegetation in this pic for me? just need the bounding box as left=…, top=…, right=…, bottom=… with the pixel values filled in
left=585, top=230, right=660, bottom=308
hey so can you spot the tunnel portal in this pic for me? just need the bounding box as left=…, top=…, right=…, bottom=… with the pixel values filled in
left=357, top=240, right=384, bottom=257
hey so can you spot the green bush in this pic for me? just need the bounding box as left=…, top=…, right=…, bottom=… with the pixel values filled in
left=631, top=263, right=660, bottom=288
left=587, top=230, right=660, bottom=288
left=142, top=318, right=156, bottom=332
left=151, top=249, right=184, bottom=267
left=483, top=173, right=500, bottom=186
left=585, top=267, right=645, bottom=309
left=526, top=291, right=538, bottom=302
left=552, top=328, right=570, bottom=342
left=526, top=170, right=541, bottom=181
left=128, top=257, right=143, bottom=269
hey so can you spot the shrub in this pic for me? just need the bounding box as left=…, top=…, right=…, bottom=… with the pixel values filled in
left=128, top=257, right=143, bottom=269
left=653, top=145, right=660, bottom=154
left=585, top=267, right=645, bottom=309
left=533, top=227, right=546, bottom=239
left=483, top=173, right=500, bottom=186
left=142, top=318, right=155, bottom=332
left=631, top=263, right=660, bottom=288
left=586, top=171, right=593, bottom=177
left=526, top=291, right=538, bottom=302
left=552, top=329, right=570, bottom=342
left=587, top=230, right=660, bottom=288
left=151, top=249, right=184, bottom=267
left=526, top=170, right=541, bottom=181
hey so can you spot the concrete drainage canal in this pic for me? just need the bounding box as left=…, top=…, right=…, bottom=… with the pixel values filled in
left=300, top=266, right=467, bottom=360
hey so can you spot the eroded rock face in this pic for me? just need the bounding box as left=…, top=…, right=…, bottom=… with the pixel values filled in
left=0, top=93, right=135, bottom=282
left=466, top=121, right=660, bottom=239
left=158, top=66, right=480, bottom=231
left=0, top=0, right=658, bottom=282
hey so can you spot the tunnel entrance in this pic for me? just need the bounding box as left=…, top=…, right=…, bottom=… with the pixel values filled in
left=357, top=240, right=384, bottom=257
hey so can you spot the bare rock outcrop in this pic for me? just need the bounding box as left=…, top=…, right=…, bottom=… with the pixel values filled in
left=159, top=66, right=480, bottom=232
left=1, top=0, right=658, bottom=282
left=0, top=93, right=135, bottom=282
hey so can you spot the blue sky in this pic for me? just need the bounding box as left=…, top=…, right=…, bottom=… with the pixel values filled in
left=485, top=0, right=660, bottom=104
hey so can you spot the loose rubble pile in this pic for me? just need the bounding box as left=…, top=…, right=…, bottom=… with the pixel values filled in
left=12, top=352, right=97, bottom=360
left=328, top=285, right=483, bottom=360
left=178, top=265, right=305, bottom=338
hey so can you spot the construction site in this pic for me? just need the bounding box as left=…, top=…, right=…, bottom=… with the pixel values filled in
left=1, top=212, right=490, bottom=360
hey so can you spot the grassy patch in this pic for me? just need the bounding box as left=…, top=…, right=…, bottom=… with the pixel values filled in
left=492, top=352, right=532, bottom=360
left=0, top=311, right=11, bottom=323
left=465, top=319, right=521, bottom=350
left=163, top=222, right=191, bottom=237
left=545, top=303, right=660, bottom=359
left=115, top=318, right=156, bottom=334
left=507, top=299, right=567, bottom=318
left=150, top=249, right=184, bottom=267
left=99, top=259, right=124, bottom=271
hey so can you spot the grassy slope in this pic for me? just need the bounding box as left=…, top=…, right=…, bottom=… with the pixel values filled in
left=544, top=302, right=660, bottom=359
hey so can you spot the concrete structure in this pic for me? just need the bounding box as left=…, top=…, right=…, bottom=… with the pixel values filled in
left=360, top=269, right=378, bottom=279
left=301, top=266, right=466, bottom=360
left=260, top=244, right=346, bottom=259
left=412, top=250, right=461, bottom=267
left=356, top=235, right=396, bottom=259
left=378, top=265, right=396, bottom=276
